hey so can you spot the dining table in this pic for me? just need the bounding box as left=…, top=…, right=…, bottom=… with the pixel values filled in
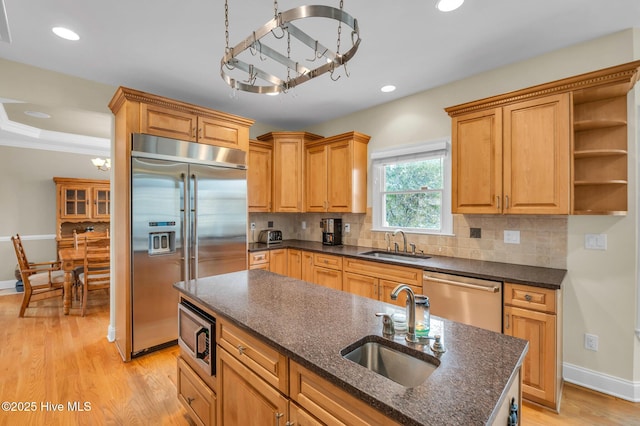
left=58, top=246, right=109, bottom=315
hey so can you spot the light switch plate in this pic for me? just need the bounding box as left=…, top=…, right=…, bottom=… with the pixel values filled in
left=504, top=230, right=520, bottom=244
left=585, top=234, right=607, bottom=250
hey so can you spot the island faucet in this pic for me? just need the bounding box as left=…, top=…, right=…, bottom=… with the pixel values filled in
left=390, top=284, right=418, bottom=343
left=392, top=229, right=407, bottom=253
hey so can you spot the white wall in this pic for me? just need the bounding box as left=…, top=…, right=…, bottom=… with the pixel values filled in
left=307, top=29, right=640, bottom=399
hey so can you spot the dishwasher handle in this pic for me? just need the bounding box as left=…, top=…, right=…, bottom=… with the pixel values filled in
left=423, top=275, right=500, bottom=293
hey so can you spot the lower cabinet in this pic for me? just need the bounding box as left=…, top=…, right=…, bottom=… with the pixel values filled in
left=288, top=249, right=303, bottom=279
left=311, top=253, right=343, bottom=290
left=269, top=249, right=288, bottom=275
left=503, top=282, right=561, bottom=411
left=249, top=251, right=270, bottom=270
left=177, top=356, right=216, bottom=426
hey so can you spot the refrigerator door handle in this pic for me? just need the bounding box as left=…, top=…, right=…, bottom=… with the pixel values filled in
left=191, top=173, right=198, bottom=279
left=181, top=172, right=189, bottom=283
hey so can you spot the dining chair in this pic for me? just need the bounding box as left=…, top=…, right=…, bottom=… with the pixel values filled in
left=11, top=234, right=65, bottom=317
left=72, top=230, right=110, bottom=300
left=77, top=245, right=110, bottom=317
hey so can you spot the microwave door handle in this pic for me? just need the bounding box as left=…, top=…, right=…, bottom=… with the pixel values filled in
left=194, top=326, right=209, bottom=360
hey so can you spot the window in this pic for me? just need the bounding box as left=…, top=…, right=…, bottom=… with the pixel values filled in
left=372, top=139, right=452, bottom=235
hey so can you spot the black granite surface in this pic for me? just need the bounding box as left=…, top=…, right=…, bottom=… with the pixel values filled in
left=175, top=269, right=529, bottom=426
left=249, top=240, right=567, bottom=289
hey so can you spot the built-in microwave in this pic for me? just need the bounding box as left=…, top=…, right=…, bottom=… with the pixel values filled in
left=178, top=299, right=216, bottom=376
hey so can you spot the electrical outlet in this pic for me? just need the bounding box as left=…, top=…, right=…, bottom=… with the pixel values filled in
left=301, top=221, right=306, bottom=230
left=267, top=221, right=273, bottom=228
left=344, top=223, right=350, bottom=233
left=504, top=230, right=520, bottom=244
left=470, top=227, right=481, bottom=238
left=585, top=333, right=599, bottom=351
left=250, top=223, right=256, bottom=230
left=585, top=234, right=607, bottom=250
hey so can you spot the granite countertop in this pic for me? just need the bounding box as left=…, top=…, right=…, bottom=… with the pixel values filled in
left=249, top=239, right=567, bottom=289
left=175, top=270, right=528, bottom=426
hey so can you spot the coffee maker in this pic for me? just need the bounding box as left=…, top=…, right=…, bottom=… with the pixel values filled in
left=321, top=218, right=342, bottom=246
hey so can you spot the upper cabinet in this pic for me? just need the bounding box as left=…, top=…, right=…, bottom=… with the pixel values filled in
left=305, top=132, right=370, bottom=213
left=256, top=132, right=323, bottom=213
left=248, top=139, right=272, bottom=212
left=447, top=60, right=640, bottom=215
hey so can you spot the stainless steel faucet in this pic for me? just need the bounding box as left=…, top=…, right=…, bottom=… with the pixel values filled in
left=392, top=229, right=407, bottom=253
left=390, top=284, right=418, bottom=343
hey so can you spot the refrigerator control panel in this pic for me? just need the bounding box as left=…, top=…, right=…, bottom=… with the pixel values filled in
left=148, top=231, right=175, bottom=255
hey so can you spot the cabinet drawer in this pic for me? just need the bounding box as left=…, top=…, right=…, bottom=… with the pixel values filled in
left=177, top=356, right=216, bottom=426
left=217, top=319, right=288, bottom=394
left=249, top=250, right=270, bottom=266
left=313, top=253, right=343, bottom=270
left=290, top=361, right=400, bottom=425
left=343, top=257, right=422, bottom=287
left=504, top=283, right=556, bottom=314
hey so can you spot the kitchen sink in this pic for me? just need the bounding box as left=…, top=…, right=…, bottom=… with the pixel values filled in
left=358, top=250, right=431, bottom=263
left=341, top=336, right=439, bottom=388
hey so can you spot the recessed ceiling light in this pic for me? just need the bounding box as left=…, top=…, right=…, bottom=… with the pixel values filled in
left=436, top=0, right=464, bottom=12
left=52, top=27, right=80, bottom=41
left=24, top=110, right=51, bottom=119
left=381, top=85, right=396, bottom=93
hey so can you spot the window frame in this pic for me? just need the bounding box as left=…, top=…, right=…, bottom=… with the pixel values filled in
left=371, top=139, right=453, bottom=235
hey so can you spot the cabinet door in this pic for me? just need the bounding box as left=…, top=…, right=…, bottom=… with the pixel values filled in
left=198, top=117, right=246, bottom=151
left=92, top=187, right=111, bottom=219
left=343, top=272, right=378, bottom=300
left=269, top=249, right=288, bottom=275
left=313, top=267, right=342, bottom=291
left=503, top=93, right=570, bottom=214
left=248, top=141, right=272, bottom=212
left=379, top=280, right=421, bottom=308
left=218, top=349, right=288, bottom=426
left=289, top=402, right=323, bottom=426
left=504, top=305, right=556, bottom=406
left=273, top=137, right=303, bottom=212
left=177, top=356, right=216, bottom=426
left=301, top=251, right=314, bottom=283
left=326, top=140, right=352, bottom=212
left=305, top=144, right=328, bottom=212
left=140, top=103, right=197, bottom=141
left=60, top=185, right=91, bottom=219
left=288, top=249, right=302, bottom=279
left=451, top=108, right=503, bottom=214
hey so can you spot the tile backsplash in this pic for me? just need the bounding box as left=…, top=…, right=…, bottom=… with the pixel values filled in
left=249, top=209, right=567, bottom=269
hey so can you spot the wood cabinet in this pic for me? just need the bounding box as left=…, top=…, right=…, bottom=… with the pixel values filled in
left=249, top=251, right=270, bottom=270
left=301, top=251, right=314, bottom=282
left=248, top=140, right=272, bottom=212
left=450, top=94, right=570, bottom=215
left=311, top=253, right=343, bottom=291
left=257, top=132, right=323, bottom=212
left=287, top=249, right=302, bottom=280
left=140, top=102, right=249, bottom=151
left=305, top=132, right=370, bottom=213
left=269, top=249, right=288, bottom=275
left=343, top=257, right=423, bottom=307
left=447, top=60, right=640, bottom=215
left=177, top=356, right=216, bottom=426
left=504, top=282, right=562, bottom=411
left=53, top=177, right=110, bottom=250
left=109, top=86, right=253, bottom=361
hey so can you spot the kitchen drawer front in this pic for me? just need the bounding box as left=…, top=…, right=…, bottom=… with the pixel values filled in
left=290, top=361, right=400, bottom=426
left=313, top=253, right=343, bottom=270
left=504, top=283, right=556, bottom=313
left=343, top=258, right=422, bottom=287
left=177, top=356, right=216, bottom=426
left=217, top=319, right=289, bottom=394
left=249, top=250, right=270, bottom=266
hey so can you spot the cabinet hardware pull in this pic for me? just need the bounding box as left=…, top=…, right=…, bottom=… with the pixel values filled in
left=286, top=422, right=295, bottom=426
left=496, top=196, right=500, bottom=210
left=524, top=294, right=532, bottom=302
left=275, top=412, right=284, bottom=426
left=505, top=314, right=510, bottom=330
left=505, top=195, right=510, bottom=210
left=237, top=345, right=246, bottom=355
left=186, top=396, right=195, bottom=405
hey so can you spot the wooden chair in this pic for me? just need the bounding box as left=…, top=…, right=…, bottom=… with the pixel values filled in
left=77, top=245, right=110, bottom=317
left=72, top=230, right=110, bottom=300
left=11, top=234, right=65, bottom=317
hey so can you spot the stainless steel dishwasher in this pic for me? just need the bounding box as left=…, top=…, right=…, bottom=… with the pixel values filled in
left=423, top=271, right=502, bottom=333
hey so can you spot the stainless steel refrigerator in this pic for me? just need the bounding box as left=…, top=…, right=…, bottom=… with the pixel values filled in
left=130, top=133, right=247, bottom=356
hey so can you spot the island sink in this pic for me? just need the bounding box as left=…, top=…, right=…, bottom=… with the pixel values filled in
left=358, top=250, right=431, bottom=264
left=341, top=336, right=439, bottom=388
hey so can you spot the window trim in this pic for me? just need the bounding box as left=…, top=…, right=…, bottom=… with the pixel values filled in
left=371, top=138, right=453, bottom=235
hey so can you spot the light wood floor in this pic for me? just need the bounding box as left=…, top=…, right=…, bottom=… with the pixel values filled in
left=1, top=291, right=638, bottom=425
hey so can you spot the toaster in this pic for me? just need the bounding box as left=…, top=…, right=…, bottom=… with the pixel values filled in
left=258, top=229, right=283, bottom=245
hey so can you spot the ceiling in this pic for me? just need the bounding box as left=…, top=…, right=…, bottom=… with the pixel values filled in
left=0, top=0, right=639, bottom=147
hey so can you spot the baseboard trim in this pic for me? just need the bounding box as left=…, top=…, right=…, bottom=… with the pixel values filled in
left=107, top=324, right=116, bottom=342
left=0, top=279, right=16, bottom=290
left=564, top=362, right=640, bottom=402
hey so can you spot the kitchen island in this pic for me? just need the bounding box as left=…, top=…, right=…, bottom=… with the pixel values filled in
left=175, top=269, right=528, bottom=425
